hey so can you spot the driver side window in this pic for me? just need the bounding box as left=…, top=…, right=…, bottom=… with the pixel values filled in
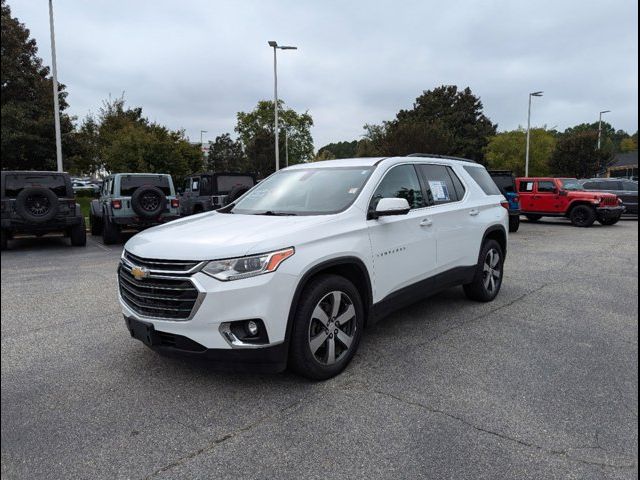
left=370, top=165, right=425, bottom=211
left=537, top=181, right=556, bottom=193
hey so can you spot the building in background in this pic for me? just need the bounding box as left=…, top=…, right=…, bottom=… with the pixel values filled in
left=607, top=151, right=638, bottom=180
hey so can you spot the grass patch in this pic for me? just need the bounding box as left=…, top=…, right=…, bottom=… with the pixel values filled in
left=77, top=197, right=92, bottom=224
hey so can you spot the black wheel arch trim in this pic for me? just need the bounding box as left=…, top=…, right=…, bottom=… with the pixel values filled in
left=284, top=256, right=373, bottom=348
left=481, top=224, right=508, bottom=258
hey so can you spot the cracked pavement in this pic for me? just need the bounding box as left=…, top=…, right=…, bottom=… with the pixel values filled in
left=1, top=219, right=638, bottom=479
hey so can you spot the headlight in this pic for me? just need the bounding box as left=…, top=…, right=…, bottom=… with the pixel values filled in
left=202, top=247, right=294, bottom=281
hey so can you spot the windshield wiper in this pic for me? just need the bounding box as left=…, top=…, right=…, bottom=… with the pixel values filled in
left=255, top=211, right=297, bottom=216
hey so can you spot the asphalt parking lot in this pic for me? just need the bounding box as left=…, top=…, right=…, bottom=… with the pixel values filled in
left=1, top=219, right=638, bottom=480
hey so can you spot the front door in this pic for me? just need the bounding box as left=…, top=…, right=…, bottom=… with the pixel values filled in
left=366, top=164, right=437, bottom=302
left=535, top=180, right=562, bottom=212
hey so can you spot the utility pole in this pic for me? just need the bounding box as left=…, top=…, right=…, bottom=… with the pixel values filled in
left=48, top=0, right=63, bottom=172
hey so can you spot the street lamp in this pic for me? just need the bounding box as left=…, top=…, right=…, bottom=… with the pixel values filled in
left=525, top=91, right=543, bottom=177
left=48, top=0, right=63, bottom=172
left=268, top=41, right=297, bottom=172
left=597, top=110, right=611, bottom=149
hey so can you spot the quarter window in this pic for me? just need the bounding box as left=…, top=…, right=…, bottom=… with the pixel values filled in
left=463, top=166, right=502, bottom=196
left=519, top=181, right=534, bottom=192
left=370, top=165, right=425, bottom=211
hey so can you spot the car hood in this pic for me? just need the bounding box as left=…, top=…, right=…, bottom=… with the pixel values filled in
left=567, top=191, right=617, bottom=199
left=123, top=211, right=334, bottom=260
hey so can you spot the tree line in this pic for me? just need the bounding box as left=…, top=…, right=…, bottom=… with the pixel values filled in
left=2, top=0, right=637, bottom=181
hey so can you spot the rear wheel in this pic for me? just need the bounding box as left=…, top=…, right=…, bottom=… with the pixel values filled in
left=102, top=216, right=120, bottom=244
left=90, top=213, right=103, bottom=236
left=289, top=274, right=364, bottom=380
left=570, top=205, right=596, bottom=227
left=69, top=218, right=87, bottom=246
left=1, top=230, right=8, bottom=250
left=464, top=240, right=504, bottom=302
left=509, top=215, right=520, bottom=233
left=525, top=214, right=542, bottom=222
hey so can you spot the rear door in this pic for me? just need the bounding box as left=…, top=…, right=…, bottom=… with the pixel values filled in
left=518, top=179, right=536, bottom=211
left=366, top=164, right=437, bottom=301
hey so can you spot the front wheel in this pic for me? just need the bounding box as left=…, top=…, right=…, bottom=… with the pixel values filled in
left=464, top=240, right=504, bottom=302
left=69, top=218, right=87, bottom=246
left=509, top=215, right=520, bottom=233
left=570, top=205, right=596, bottom=227
left=102, top=216, right=121, bottom=245
left=1, top=229, right=8, bottom=250
left=90, top=213, right=103, bottom=236
left=597, top=215, right=621, bottom=226
left=289, top=274, right=364, bottom=380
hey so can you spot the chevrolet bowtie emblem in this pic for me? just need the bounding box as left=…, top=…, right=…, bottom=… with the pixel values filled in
left=131, top=266, right=150, bottom=280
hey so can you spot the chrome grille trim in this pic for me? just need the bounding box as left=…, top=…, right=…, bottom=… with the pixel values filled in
left=123, top=250, right=205, bottom=275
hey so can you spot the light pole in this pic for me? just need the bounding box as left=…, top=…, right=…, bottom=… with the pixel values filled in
left=200, top=130, right=208, bottom=168
left=525, top=91, right=543, bottom=177
left=268, top=41, right=297, bottom=172
left=597, top=110, right=611, bottom=149
left=48, top=0, right=63, bottom=172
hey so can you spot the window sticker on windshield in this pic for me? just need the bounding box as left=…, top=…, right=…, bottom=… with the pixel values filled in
left=428, top=180, right=450, bottom=201
left=348, top=187, right=358, bottom=194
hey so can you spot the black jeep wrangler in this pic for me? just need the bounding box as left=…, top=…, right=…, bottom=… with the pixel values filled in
left=1, top=171, right=86, bottom=250
left=179, top=172, right=256, bottom=215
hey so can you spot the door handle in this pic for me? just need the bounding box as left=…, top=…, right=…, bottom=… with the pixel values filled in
left=420, top=218, right=433, bottom=227
left=469, top=209, right=480, bottom=216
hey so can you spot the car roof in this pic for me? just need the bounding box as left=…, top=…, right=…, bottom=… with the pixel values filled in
left=113, top=172, right=171, bottom=176
left=286, top=155, right=480, bottom=170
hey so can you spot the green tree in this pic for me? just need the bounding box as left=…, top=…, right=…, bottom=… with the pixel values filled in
left=235, top=100, right=314, bottom=177
left=364, top=85, right=496, bottom=161
left=206, top=133, right=246, bottom=172
left=484, top=128, right=556, bottom=176
left=619, top=137, right=638, bottom=152
left=549, top=130, right=611, bottom=178
left=1, top=0, right=74, bottom=170
left=317, top=140, right=358, bottom=159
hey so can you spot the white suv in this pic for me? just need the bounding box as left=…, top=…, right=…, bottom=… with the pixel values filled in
left=119, top=155, right=508, bottom=379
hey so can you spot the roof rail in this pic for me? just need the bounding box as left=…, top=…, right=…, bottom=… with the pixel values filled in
left=407, top=153, right=477, bottom=164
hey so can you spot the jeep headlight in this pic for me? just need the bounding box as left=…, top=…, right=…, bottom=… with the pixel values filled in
left=202, top=247, right=294, bottom=281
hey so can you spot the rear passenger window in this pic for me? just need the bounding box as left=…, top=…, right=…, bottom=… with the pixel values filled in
left=463, top=166, right=502, bottom=196
left=370, top=165, right=425, bottom=210
left=417, top=164, right=463, bottom=205
left=519, top=181, right=534, bottom=192
left=537, top=181, right=557, bottom=193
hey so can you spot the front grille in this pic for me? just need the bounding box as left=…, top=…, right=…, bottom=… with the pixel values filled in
left=601, top=197, right=618, bottom=206
left=118, top=266, right=200, bottom=320
left=123, top=251, right=201, bottom=273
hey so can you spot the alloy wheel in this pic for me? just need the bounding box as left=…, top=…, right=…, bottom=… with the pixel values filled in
left=308, top=291, right=357, bottom=365
left=483, top=248, right=502, bottom=294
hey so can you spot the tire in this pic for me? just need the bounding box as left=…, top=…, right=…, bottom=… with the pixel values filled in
left=569, top=205, right=596, bottom=227
left=598, top=215, right=621, bottom=226
left=131, top=186, right=166, bottom=218
left=69, top=218, right=87, bottom=246
left=509, top=215, right=520, bottom=233
left=15, top=187, right=59, bottom=223
left=1, top=230, right=8, bottom=250
left=227, top=186, right=250, bottom=203
left=289, top=274, right=364, bottom=380
left=463, top=239, right=504, bottom=302
left=90, top=213, right=103, bottom=236
left=525, top=214, right=542, bottom=222
left=102, top=216, right=120, bottom=245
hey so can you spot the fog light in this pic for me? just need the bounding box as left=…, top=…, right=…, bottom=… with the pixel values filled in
left=246, top=320, right=259, bottom=337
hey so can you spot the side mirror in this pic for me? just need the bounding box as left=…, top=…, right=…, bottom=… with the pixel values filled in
left=371, top=197, right=411, bottom=219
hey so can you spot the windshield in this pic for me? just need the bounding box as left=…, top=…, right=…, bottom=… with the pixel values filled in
left=559, top=179, right=584, bottom=191
left=231, top=167, right=373, bottom=215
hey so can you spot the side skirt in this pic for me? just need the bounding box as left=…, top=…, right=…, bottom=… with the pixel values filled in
left=370, top=266, right=476, bottom=325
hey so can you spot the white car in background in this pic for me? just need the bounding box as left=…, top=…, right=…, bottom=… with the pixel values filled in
left=118, top=155, right=508, bottom=379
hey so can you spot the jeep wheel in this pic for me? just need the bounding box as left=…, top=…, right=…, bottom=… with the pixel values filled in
left=90, top=213, right=103, bottom=236
left=69, top=218, right=87, bottom=246
left=509, top=215, right=520, bottom=233
left=15, top=187, right=59, bottom=223
left=525, top=214, right=542, bottom=222
left=289, top=274, right=364, bottom=380
left=597, top=215, right=621, bottom=226
left=464, top=239, right=504, bottom=302
left=1, top=230, right=8, bottom=250
left=102, top=217, right=121, bottom=245
left=570, top=205, right=596, bottom=227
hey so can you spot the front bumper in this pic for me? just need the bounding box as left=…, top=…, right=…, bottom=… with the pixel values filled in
left=125, top=316, right=288, bottom=372
left=596, top=205, right=626, bottom=218
left=119, top=268, right=298, bottom=367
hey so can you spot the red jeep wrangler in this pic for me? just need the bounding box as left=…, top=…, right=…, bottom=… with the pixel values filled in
left=516, top=177, right=625, bottom=227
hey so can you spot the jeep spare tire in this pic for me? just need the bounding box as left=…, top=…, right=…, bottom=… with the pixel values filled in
left=131, top=186, right=166, bottom=218
left=15, top=187, right=59, bottom=223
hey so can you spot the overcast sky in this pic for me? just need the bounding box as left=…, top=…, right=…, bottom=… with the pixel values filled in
left=9, top=0, right=639, bottom=148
